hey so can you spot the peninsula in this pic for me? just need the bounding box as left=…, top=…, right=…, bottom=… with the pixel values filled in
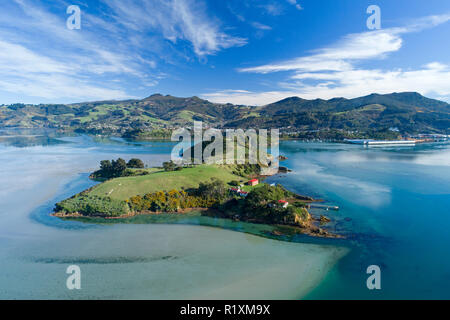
left=53, top=159, right=341, bottom=239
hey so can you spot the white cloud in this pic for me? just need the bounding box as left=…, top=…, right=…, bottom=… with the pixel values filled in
left=239, top=30, right=403, bottom=74
left=203, top=63, right=450, bottom=106
left=0, top=74, right=132, bottom=101
left=0, top=40, right=69, bottom=74
left=259, top=3, right=284, bottom=16
left=0, top=0, right=159, bottom=102
left=251, top=22, right=272, bottom=30
left=104, top=0, right=247, bottom=56
left=0, top=39, right=135, bottom=101
left=0, top=39, right=133, bottom=101
left=202, top=90, right=288, bottom=106
left=286, top=0, right=303, bottom=11
left=203, top=13, right=450, bottom=105
left=0, top=0, right=245, bottom=102
left=9, top=0, right=148, bottom=76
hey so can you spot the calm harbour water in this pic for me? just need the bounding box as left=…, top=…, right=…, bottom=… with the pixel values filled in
left=267, top=140, right=450, bottom=299
left=1, top=130, right=449, bottom=299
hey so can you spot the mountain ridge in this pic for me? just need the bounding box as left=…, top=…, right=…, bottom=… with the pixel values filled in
left=0, top=92, right=449, bottom=137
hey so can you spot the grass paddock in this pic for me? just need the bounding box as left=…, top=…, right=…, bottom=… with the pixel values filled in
left=89, top=165, right=244, bottom=200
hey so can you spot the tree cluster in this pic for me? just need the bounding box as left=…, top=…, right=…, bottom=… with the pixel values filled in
left=162, top=161, right=182, bottom=171
left=93, top=158, right=145, bottom=179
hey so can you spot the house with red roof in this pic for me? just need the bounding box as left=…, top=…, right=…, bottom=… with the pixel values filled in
left=239, top=191, right=249, bottom=197
left=229, top=187, right=248, bottom=197
left=248, top=179, right=259, bottom=186
left=278, top=200, right=289, bottom=208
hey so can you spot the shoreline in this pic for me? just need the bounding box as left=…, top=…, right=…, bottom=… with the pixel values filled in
left=52, top=207, right=345, bottom=241
left=52, top=162, right=345, bottom=241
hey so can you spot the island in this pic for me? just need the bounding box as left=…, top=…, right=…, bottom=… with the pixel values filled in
left=53, top=156, right=342, bottom=239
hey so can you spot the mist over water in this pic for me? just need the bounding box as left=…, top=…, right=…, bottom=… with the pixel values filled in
left=1, top=131, right=449, bottom=299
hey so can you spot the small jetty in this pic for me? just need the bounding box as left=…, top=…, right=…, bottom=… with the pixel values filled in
left=307, top=204, right=340, bottom=211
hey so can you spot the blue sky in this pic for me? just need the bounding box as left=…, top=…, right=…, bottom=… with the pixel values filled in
left=1, top=0, right=450, bottom=105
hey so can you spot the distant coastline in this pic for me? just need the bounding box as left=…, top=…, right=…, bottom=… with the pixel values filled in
left=2, top=92, right=448, bottom=141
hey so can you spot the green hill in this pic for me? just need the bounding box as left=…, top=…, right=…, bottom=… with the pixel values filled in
left=89, top=165, right=243, bottom=201
left=1, top=92, right=449, bottom=137
left=225, top=92, right=450, bottom=135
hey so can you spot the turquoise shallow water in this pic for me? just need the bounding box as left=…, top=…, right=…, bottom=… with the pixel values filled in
left=266, top=141, right=450, bottom=299
left=0, top=130, right=449, bottom=299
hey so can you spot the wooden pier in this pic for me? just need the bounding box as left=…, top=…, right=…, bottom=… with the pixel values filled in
left=307, top=204, right=340, bottom=211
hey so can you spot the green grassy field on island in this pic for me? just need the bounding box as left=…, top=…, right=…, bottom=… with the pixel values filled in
left=54, top=164, right=331, bottom=238
left=88, top=165, right=245, bottom=201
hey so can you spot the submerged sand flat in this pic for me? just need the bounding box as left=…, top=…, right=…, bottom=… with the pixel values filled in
left=1, top=224, right=348, bottom=300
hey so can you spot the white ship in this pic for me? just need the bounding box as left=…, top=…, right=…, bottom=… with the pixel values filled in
left=345, top=139, right=416, bottom=146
